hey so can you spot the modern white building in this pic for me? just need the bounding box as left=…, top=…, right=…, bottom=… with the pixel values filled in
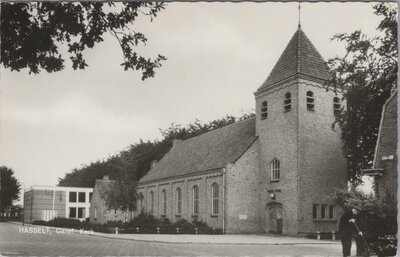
left=23, top=185, right=93, bottom=223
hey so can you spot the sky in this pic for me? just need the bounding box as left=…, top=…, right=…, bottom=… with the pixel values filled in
left=0, top=2, right=389, bottom=193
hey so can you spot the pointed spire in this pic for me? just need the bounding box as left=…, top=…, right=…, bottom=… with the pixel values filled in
left=258, top=28, right=332, bottom=91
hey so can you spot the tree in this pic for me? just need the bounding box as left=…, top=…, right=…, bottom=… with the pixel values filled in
left=328, top=3, right=397, bottom=185
left=0, top=166, right=21, bottom=212
left=1, top=2, right=166, bottom=80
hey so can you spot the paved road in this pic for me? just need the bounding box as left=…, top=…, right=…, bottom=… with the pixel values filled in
left=0, top=222, right=345, bottom=256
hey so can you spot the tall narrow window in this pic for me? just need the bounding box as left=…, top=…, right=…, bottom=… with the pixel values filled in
left=270, top=159, right=280, bottom=181
left=211, top=183, right=219, bottom=215
left=261, top=101, right=268, bottom=120
left=328, top=205, right=335, bottom=220
left=306, top=91, right=315, bottom=111
left=192, top=186, right=199, bottom=215
left=149, top=191, right=154, bottom=214
left=176, top=187, right=182, bottom=215
left=333, top=97, right=341, bottom=115
left=284, top=92, right=292, bottom=112
left=161, top=189, right=167, bottom=215
left=321, top=204, right=327, bottom=219
left=312, top=204, right=320, bottom=219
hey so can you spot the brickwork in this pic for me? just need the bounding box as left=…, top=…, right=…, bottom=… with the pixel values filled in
left=296, top=79, right=346, bottom=234
left=137, top=171, right=224, bottom=230
left=256, top=80, right=300, bottom=235
left=254, top=78, right=346, bottom=235
left=225, top=140, right=261, bottom=233
left=374, top=93, right=397, bottom=200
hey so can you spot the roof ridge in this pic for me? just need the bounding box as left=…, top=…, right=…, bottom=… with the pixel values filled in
left=179, top=116, right=256, bottom=144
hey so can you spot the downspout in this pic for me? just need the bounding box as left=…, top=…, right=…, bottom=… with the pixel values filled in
left=222, top=167, right=227, bottom=234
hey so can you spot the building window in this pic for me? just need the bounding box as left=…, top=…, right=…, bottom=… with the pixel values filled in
left=69, top=192, right=77, bottom=203
left=94, top=207, right=97, bottom=219
left=149, top=191, right=154, bottom=214
left=78, top=207, right=85, bottom=219
left=306, top=91, right=315, bottom=111
left=284, top=92, right=291, bottom=112
left=321, top=204, right=327, bottom=219
left=192, top=186, right=199, bottom=215
left=333, top=97, right=341, bottom=115
left=270, top=159, right=280, bottom=181
left=211, top=183, right=219, bottom=216
left=329, top=205, right=335, bottom=219
left=176, top=187, right=182, bottom=216
left=261, top=101, right=268, bottom=120
left=312, top=204, right=320, bottom=219
left=313, top=204, right=336, bottom=220
left=78, top=192, right=86, bottom=203
left=69, top=207, right=77, bottom=218
left=161, top=189, right=167, bottom=215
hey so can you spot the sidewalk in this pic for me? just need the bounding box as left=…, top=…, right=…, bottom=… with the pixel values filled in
left=92, top=232, right=341, bottom=245
left=9, top=221, right=340, bottom=245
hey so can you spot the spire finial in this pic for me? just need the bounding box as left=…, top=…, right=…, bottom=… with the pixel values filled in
left=298, top=2, right=301, bottom=29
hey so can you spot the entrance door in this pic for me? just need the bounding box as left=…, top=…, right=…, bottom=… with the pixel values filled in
left=269, top=205, right=283, bottom=234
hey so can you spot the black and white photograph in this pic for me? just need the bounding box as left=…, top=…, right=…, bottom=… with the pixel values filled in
left=0, top=1, right=398, bottom=256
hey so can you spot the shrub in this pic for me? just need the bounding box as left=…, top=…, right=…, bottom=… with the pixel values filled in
left=333, top=187, right=397, bottom=255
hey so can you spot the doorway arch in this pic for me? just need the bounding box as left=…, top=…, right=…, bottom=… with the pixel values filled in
left=266, top=202, right=283, bottom=234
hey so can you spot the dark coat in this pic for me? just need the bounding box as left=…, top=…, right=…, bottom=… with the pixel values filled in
left=339, top=210, right=358, bottom=238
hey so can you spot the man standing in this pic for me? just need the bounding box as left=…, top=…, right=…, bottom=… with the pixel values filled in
left=339, top=207, right=365, bottom=257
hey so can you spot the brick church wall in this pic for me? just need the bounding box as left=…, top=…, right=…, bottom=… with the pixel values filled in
left=137, top=170, right=224, bottom=230
left=296, top=80, right=347, bottom=233
left=255, top=81, right=300, bottom=235
left=225, top=139, right=261, bottom=233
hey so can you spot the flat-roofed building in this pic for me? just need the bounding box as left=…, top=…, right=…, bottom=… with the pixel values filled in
left=23, top=185, right=93, bottom=223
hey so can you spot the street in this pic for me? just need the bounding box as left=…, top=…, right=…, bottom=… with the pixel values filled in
left=0, top=222, right=345, bottom=256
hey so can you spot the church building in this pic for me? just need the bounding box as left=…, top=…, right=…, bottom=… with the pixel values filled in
left=136, top=26, right=347, bottom=235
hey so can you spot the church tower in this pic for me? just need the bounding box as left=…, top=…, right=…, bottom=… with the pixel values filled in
left=254, top=26, right=347, bottom=235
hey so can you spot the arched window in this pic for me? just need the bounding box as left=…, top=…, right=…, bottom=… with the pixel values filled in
left=192, top=186, right=199, bottom=215
left=176, top=187, right=182, bottom=215
left=149, top=191, right=154, bottom=214
left=161, top=189, right=167, bottom=215
left=284, top=92, right=291, bottom=112
left=270, top=159, right=280, bottom=181
left=211, top=183, right=219, bottom=215
left=306, top=91, right=314, bottom=111
left=333, top=97, right=341, bottom=115
left=261, top=101, right=268, bottom=120
left=138, top=193, right=144, bottom=212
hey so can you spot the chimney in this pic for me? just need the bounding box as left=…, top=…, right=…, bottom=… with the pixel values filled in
left=151, top=160, right=158, bottom=169
left=102, top=175, right=109, bottom=180
left=172, top=138, right=182, bottom=147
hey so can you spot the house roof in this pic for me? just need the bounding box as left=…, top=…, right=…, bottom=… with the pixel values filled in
left=258, top=26, right=332, bottom=91
left=140, top=117, right=257, bottom=183
left=372, top=90, right=398, bottom=168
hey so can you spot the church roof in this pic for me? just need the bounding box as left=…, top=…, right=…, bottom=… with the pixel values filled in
left=259, top=27, right=332, bottom=90
left=140, top=117, right=257, bottom=183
